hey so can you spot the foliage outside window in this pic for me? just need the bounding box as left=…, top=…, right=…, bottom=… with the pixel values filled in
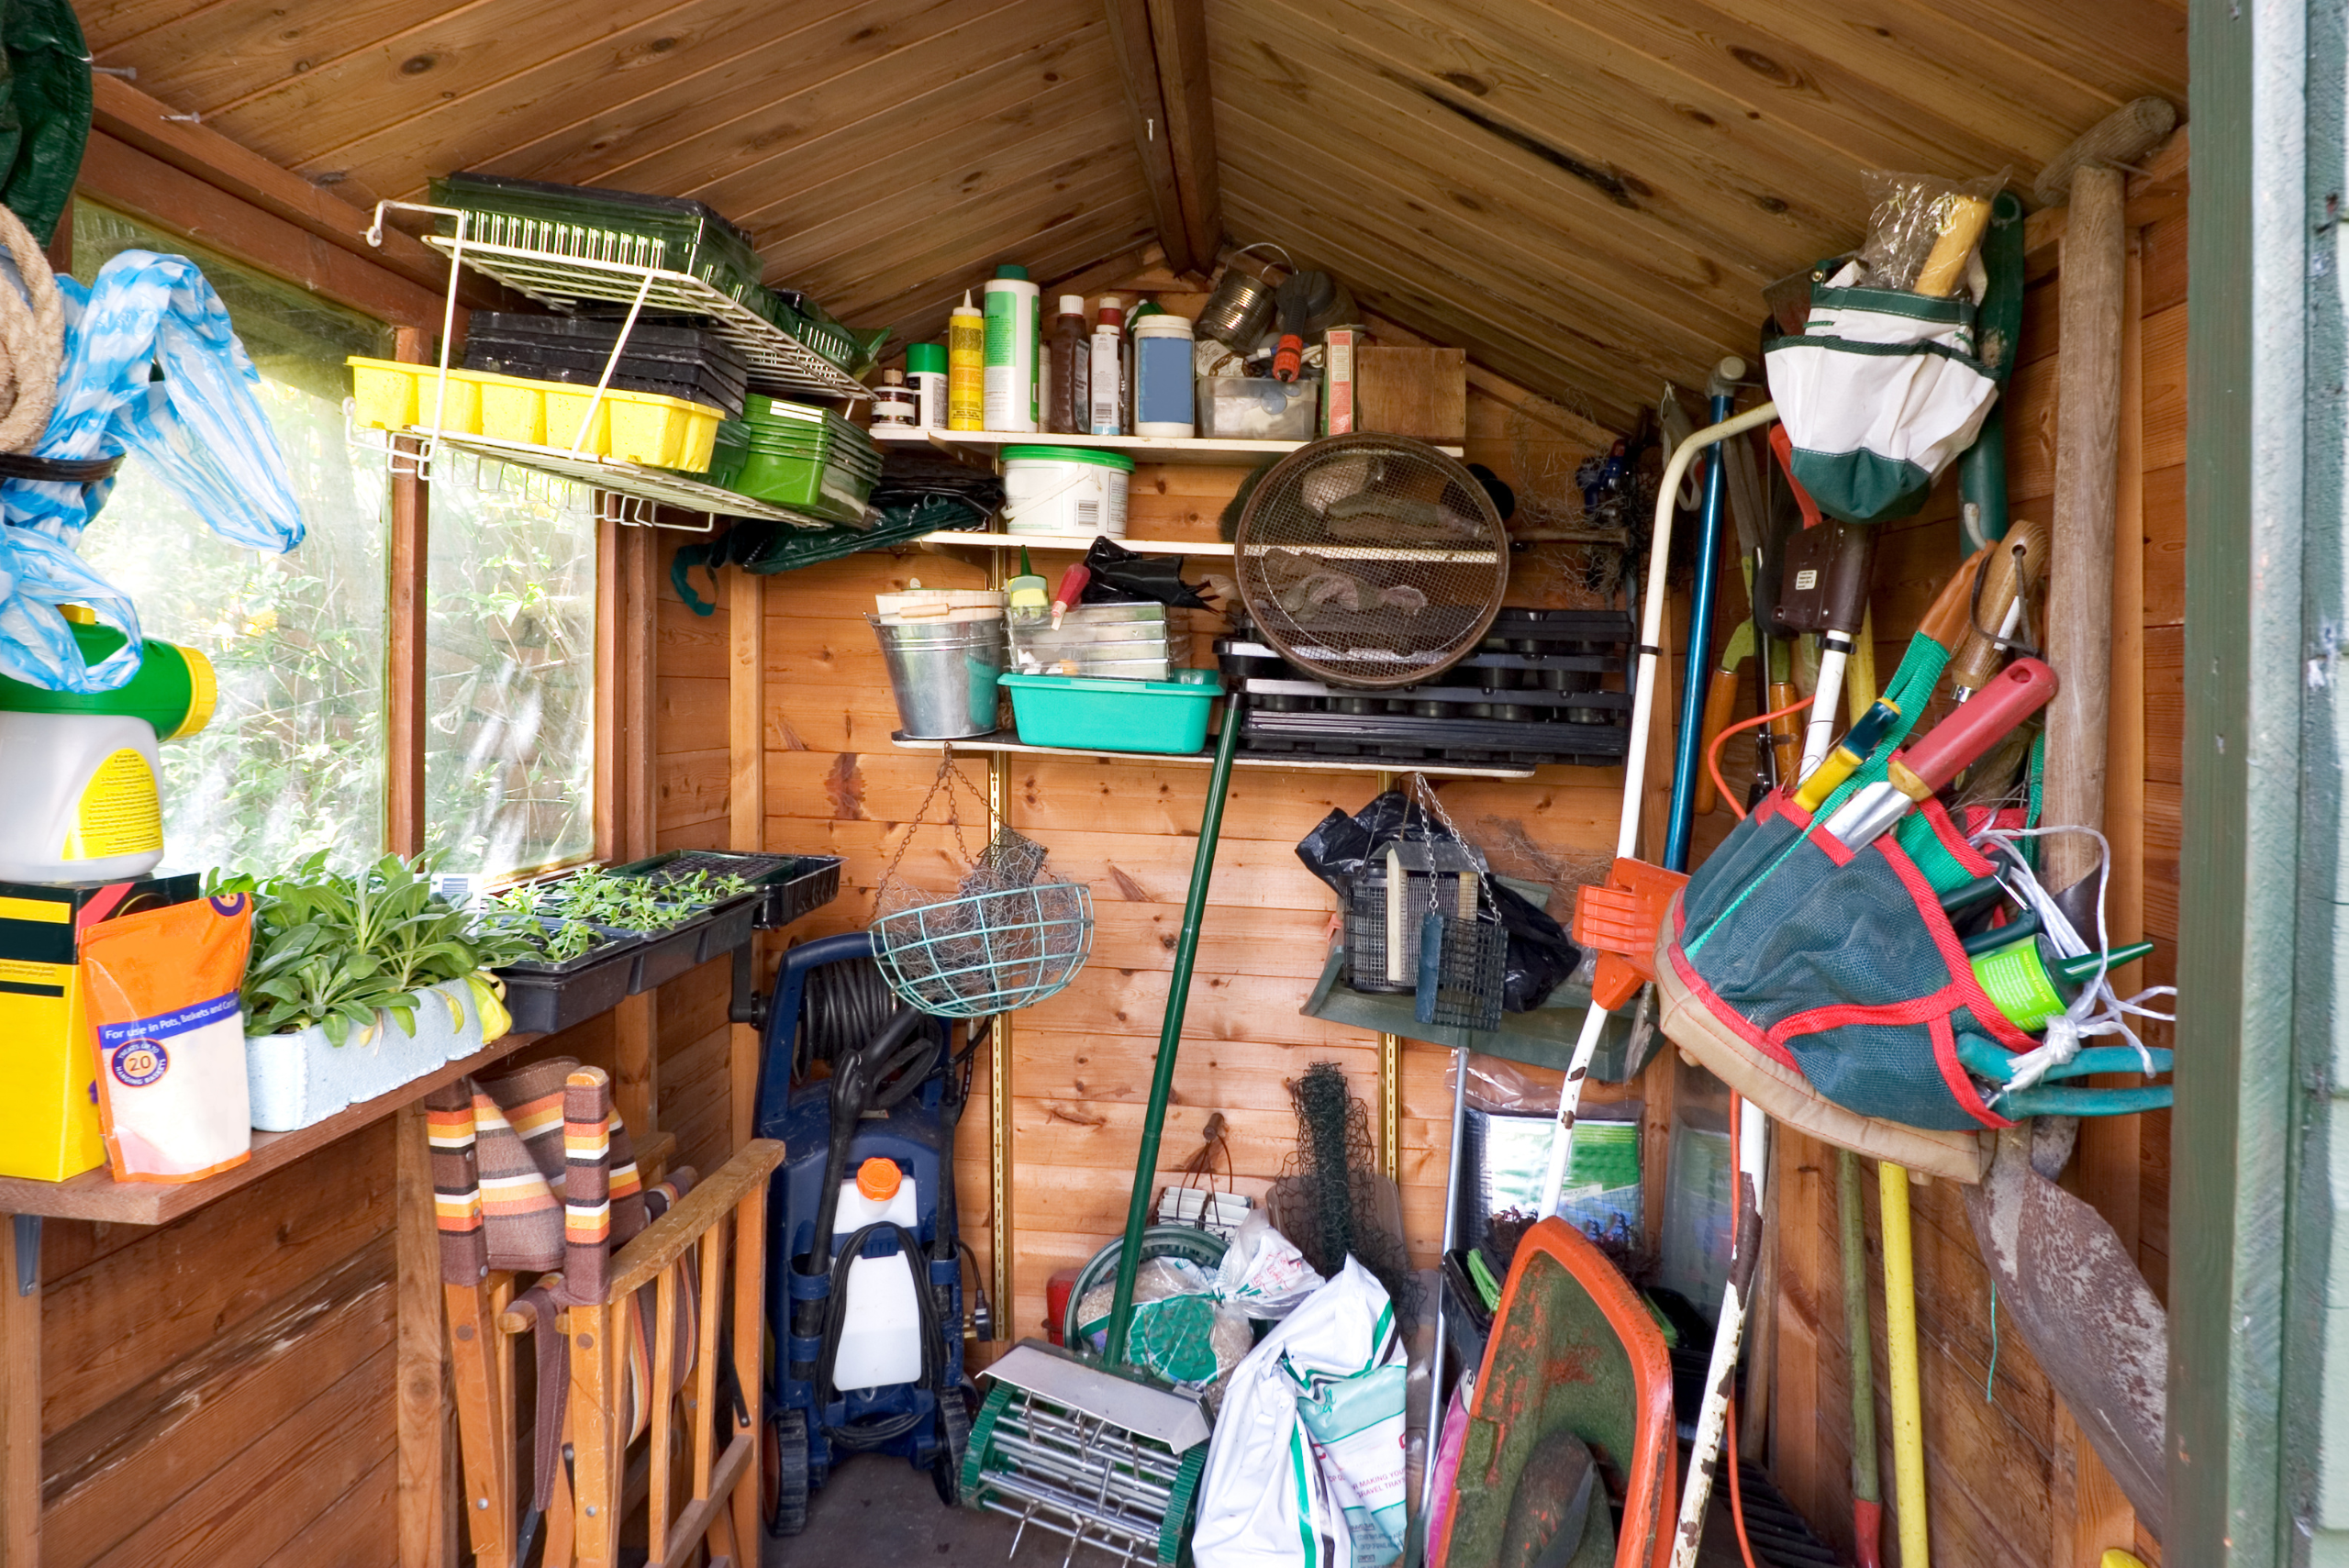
left=72, top=200, right=393, bottom=873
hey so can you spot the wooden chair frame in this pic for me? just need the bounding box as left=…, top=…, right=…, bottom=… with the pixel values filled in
left=445, top=1134, right=783, bottom=1568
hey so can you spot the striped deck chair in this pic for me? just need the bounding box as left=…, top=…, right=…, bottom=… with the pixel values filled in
left=431, top=1058, right=783, bottom=1568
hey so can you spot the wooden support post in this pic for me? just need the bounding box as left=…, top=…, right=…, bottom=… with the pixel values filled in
left=610, top=518, right=661, bottom=1138
left=1, top=1218, right=40, bottom=1568
left=387, top=326, right=455, bottom=1568
left=1141, top=0, right=1222, bottom=271
left=2044, top=164, right=2127, bottom=898
left=729, top=568, right=766, bottom=1153
left=1103, top=0, right=1220, bottom=278
left=988, top=749, right=1017, bottom=1341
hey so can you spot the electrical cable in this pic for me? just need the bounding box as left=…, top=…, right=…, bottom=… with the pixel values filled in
left=796, top=954, right=898, bottom=1076
left=812, top=1218, right=950, bottom=1450
left=1707, top=692, right=1819, bottom=821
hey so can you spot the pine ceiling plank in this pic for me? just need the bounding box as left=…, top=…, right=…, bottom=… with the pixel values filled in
left=1214, top=114, right=1735, bottom=385
left=89, top=0, right=467, bottom=114
left=845, top=201, right=1161, bottom=342
left=769, top=146, right=1141, bottom=300
left=294, top=0, right=960, bottom=200
left=710, top=32, right=1121, bottom=235
left=797, top=162, right=1144, bottom=308
left=741, top=88, right=1127, bottom=250
left=1653, top=0, right=2111, bottom=166
left=1391, top=0, right=2021, bottom=183
left=1211, top=84, right=1754, bottom=357
left=1216, top=0, right=1822, bottom=290
left=1219, top=172, right=1691, bottom=419
left=188, top=0, right=783, bottom=166
left=1272, top=0, right=1901, bottom=236
left=1207, top=13, right=1775, bottom=317
left=1866, top=0, right=2185, bottom=107
left=753, top=107, right=1133, bottom=277
left=540, top=0, right=1095, bottom=195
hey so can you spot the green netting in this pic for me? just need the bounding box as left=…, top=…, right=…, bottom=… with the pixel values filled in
left=0, top=0, right=90, bottom=246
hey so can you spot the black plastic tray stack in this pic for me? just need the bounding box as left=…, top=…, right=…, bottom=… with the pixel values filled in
left=1214, top=606, right=1635, bottom=767
left=462, top=312, right=751, bottom=417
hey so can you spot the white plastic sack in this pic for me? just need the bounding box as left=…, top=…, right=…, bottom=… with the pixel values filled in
left=1194, top=1258, right=1408, bottom=1568
left=1217, top=1208, right=1326, bottom=1318
left=1762, top=261, right=1998, bottom=525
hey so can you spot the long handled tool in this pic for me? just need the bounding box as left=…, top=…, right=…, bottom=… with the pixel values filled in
left=958, top=698, right=1243, bottom=1565
left=1839, top=1151, right=1883, bottom=1568
left=1663, top=360, right=1745, bottom=867
left=1535, top=397, right=1779, bottom=1226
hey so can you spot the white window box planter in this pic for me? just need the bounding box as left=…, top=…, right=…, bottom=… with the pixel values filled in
left=246, top=976, right=491, bottom=1132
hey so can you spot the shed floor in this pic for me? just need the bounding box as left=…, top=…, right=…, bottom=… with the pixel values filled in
left=763, top=1452, right=1020, bottom=1565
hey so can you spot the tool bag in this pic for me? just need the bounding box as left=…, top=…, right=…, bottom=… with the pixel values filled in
left=1762, top=261, right=1998, bottom=525
left=1651, top=632, right=2020, bottom=1183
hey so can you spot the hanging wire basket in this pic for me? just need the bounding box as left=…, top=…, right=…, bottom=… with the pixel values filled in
left=868, top=751, right=1093, bottom=1018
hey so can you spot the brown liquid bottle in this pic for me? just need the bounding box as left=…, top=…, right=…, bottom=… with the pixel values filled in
left=1043, top=295, right=1092, bottom=435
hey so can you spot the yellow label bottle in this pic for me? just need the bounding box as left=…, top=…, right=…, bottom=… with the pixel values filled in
left=948, top=291, right=985, bottom=431
left=0, top=712, right=167, bottom=881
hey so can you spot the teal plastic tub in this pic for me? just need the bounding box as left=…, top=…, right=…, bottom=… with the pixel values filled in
left=998, top=671, right=1223, bottom=754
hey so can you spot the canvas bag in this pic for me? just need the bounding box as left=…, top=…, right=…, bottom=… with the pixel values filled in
left=1762, top=261, right=1998, bottom=524
left=1194, top=1258, right=1408, bottom=1568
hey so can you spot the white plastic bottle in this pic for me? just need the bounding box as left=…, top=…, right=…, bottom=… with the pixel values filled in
left=829, top=1157, right=924, bottom=1391
left=1089, top=297, right=1127, bottom=436
left=0, top=711, right=166, bottom=882
left=982, top=264, right=1041, bottom=432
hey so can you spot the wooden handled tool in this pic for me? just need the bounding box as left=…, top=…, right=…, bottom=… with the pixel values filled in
left=1948, top=520, right=2047, bottom=696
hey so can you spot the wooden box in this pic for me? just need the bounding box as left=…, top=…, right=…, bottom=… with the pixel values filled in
left=1356, top=346, right=1469, bottom=442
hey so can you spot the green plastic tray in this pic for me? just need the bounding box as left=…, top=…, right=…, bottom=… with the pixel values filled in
left=998, top=672, right=1223, bottom=754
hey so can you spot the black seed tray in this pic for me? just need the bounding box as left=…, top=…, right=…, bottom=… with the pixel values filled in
left=606, top=849, right=842, bottom=930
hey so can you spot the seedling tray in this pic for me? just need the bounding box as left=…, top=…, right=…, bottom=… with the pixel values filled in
left=607, top=849, right=843, bottom=929
left=629, top=924, right=704, bottom=992
left=495, top=918, right=645, bottom=1033
left=692, top=895, right=760, bottom=963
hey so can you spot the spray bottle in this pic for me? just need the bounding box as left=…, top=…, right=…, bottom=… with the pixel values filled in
left=0, top=608, right=217, bottom=882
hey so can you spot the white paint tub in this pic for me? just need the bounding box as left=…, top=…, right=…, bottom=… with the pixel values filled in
left=999, top=445, right=1132, bottom=539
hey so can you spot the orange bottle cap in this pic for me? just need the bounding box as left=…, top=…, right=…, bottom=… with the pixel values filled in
left=855, top=1157, right=902, bottom=1202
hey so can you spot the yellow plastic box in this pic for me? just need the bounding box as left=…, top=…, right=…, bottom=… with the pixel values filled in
left=541, top=385, right=613, bottom=455
left=477, top=375, right=547, bottom=445
left=346, top=358, right=487, bottom=435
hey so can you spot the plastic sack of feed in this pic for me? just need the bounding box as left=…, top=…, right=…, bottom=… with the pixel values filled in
left=82, top=890, right=254, bottom=1181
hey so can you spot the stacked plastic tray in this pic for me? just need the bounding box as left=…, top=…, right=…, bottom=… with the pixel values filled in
left=1214, top=607, right=1635, bottom=767
left=734, top=394, right=881, bottom=523
left=462, top=313, right=749, bottom=417
left=429, top=172, right=865, bottom=375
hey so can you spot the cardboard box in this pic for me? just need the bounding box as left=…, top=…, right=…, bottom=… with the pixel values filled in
left=1356, top=346, right=1469, bottom=443
left=0, top=873, right=202, bottom=1182
left=1321, top=327, right=1363, bottom=436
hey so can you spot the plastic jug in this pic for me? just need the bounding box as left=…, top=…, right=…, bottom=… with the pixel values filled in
left=830, top=1157, right=924, bottom=1392
left=0, top=614, right=216, bottom=882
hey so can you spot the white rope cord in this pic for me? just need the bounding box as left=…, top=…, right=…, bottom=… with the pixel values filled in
left=0, top=201, right=64, bottom=455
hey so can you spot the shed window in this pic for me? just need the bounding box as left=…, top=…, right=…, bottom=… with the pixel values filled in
left=72, top=200, right=395, bottom=873
left=420, top=471, right=598, bottom=883
left=69, top=200, right=599, bottom=882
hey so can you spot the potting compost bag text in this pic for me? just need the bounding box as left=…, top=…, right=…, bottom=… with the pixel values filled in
left=82, top=891, right=254, bottom=1182
left=1194, top=1258, right=1408, bottom=1568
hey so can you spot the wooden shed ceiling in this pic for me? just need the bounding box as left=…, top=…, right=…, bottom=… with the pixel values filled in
left=83, top=0, right=2184, bottom=428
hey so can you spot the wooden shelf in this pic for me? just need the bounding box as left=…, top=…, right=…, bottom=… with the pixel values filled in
left=890, top=730, right=1533, bottom=778
left=0, top=1030, right=542, bottom=1227
left=877, top=428, right=1460, bottom=466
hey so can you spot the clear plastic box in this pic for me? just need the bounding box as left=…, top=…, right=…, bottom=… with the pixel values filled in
left=1197, top=375, right=1320, bottom=440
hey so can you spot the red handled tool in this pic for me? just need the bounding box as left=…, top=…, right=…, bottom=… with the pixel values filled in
left=1824, top=658, right=2059, bottom=846
left=1050, top=562, right=1091, bottom=629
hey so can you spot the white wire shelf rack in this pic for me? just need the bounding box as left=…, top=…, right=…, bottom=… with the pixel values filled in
left=371, top=200, right=869, bottom=402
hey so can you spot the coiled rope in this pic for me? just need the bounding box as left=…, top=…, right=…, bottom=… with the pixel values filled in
left=0, top=202, right=64, bottom=455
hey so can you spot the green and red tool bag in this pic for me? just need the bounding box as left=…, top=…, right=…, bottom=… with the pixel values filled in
left=1654, top=792, right=2030, bottom=1183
